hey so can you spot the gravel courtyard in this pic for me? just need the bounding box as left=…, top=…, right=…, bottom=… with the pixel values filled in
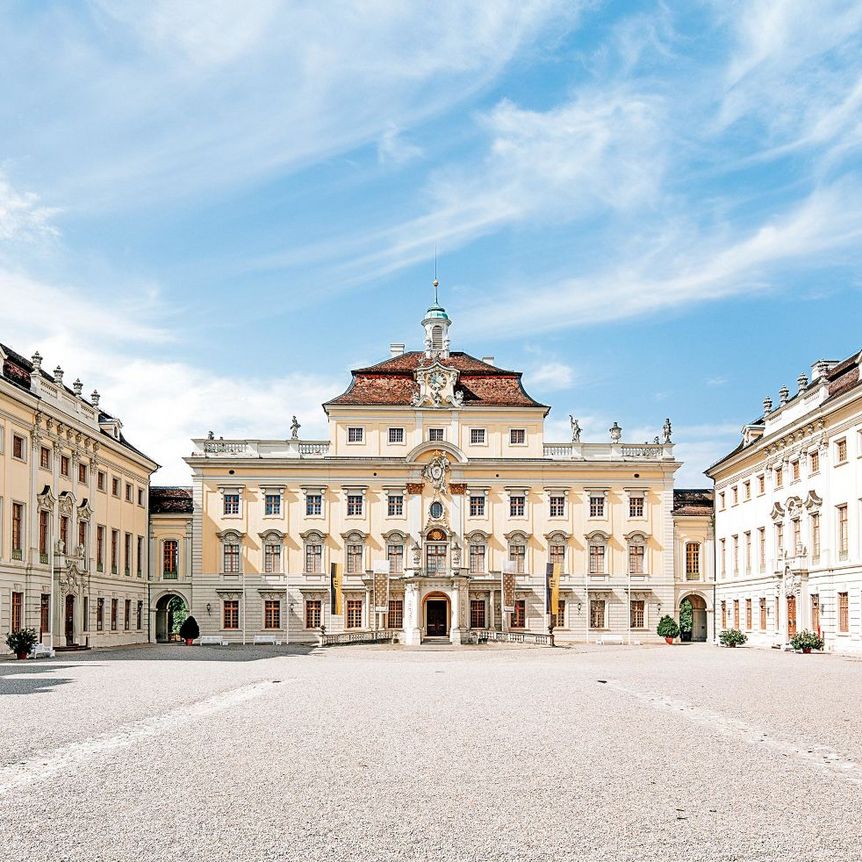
left=1, top=643, right=861, bottom=862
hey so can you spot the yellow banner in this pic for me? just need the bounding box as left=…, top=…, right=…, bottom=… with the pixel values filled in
left=330, top=562, right=343, bottom=616
left=547, top=562, right=561, bottom=619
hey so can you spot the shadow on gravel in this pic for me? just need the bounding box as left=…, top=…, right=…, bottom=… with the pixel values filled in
left=30, top=643, right=320, bottom=664
left=0, top=663, right=78, bottom=695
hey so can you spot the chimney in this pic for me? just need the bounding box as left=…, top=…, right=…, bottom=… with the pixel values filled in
left=389, top=343, right=405, bottom=358
left=481, top=356, right=495, bottom=366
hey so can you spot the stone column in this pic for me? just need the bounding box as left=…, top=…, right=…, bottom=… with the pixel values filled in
left=403, top=580, right=421, bottom=646
left=449, top=579, right=461, bottom=644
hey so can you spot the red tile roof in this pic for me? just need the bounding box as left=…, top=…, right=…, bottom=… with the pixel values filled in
left=325, top=351, right=549, bottom=411
left=150, top=487, right=194, bottom=514
left=672, top=489, right=714, bottom=516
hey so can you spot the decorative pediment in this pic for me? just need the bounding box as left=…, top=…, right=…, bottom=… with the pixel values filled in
left=466, top=529, right=490, bottom=542
left=216, top=528, right=244, bottom=540
left=257, top=589, right=285, bottom=600
left=58, top=491, right=76, bottom=516
left=77, top=498, right=93, bottom=521
left=770, top=502, right=785, bottom=522
left=624, top=530, right=647, bottom=542
left=585, top=529, right=611, bottom=542
left=37, top=485, right=56, bottom=511
left=504, top=529, right=530, bottom=543
left=545, top=530, right=570, bottom=543
left=341, top=530, right=367, bottom=543
left=259, top=529, right=285, bottom=541
left=299, top=529, right=326, bottom=542
left=216, top=589, right=242, bottom=601
left=411, top=360, right=463, bottom=409
left=382, top=529, right=409, bottom=542
left=804, top=490, right=823, bottom=511
left=785, top=495, right=803, bottom=513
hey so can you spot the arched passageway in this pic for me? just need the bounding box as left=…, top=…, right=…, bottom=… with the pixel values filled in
left=155, top=594, right=188, bottom=643
left=680, top=594, right=708, bottom=642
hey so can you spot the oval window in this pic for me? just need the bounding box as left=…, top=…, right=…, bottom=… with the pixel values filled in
left=430, top=501, right=444, bottom=520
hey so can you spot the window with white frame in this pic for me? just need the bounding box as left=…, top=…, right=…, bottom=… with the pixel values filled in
left=387, top=543, right=403, bottom=574
left=470, top=428, right=486, bottom=445
left=809, top=449, right=820, bottom=474
left=548, top=540, right=566, bottom=572
left=835, top=438, right=848, bottom=464
left=388, top=427, right=404, bottom=444
left=589, top=599, right=606, bottom=629
left=223, top=491, right=240, bottom=516
left=837, top=504, right=849, bottom=560
left=304, top=534, right=324, bottom=573
left=685, top=543, right=700, bottom=579
left=509, top=428, right=526, bottom=445
left=263, top=534, right=282, bottom=573
left=589, top=494, right=605, bottom=518
left=588, top=536, right=606, bottom=574
left=346, top=599, right=363, bottom=629
left=509, top=494, right=525, bottom=517
left=549, top=495, right=565, bottom=518
left=346, top=540, right=364, bottom=574
left=346, top=492, right=364, bottom=517
left=630, top=600, right=645, bottom=628
left=305, top=492, right=323, bottom=516
left=469, top=494, right=485, bottom=517
left=628, top=535, right=645, bottom=574
left=264, top=491, right=282, bottom=517
left=628, top=494, right=644, bottom=518
left=387, top=493, right=403, bottom=517
left=347, top=427, right=364, bottom=443
left=428, top=428, right=444, bottom=442
left=469, top=541, right=486, bottom=574
left=508, top=537, right=526, bottom=574
left=222, top=532, right=241, bottom=573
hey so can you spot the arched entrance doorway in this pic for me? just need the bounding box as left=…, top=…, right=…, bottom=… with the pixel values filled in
left=679, top=594, right=708, bottom=642
left=423, top=591, right=450, bottom=638
left=155, top=594, right=188, bottom=643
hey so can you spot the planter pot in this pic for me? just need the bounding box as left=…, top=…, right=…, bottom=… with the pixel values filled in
left=802, top=647, right=812, bottom=654
left=664, top=637, right=674, bottom=645
left=16, top=651, right=29, bottom=660
left=727, top=643, right=736, bottom=648
left=185, top=638, right=194, bottom=646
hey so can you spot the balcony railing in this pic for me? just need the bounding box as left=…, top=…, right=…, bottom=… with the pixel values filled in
left=544, top=442, right=671, bottom=461
left=319, top=629, right=398, bottom=646
left=472, top=630, right=552, bottom=646
left=197, top=439, right=331, bottom=458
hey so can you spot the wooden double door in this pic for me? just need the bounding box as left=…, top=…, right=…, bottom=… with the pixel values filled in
left=426, top=600, right=448, bottom=637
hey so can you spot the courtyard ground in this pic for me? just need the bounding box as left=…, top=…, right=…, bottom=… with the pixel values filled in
left=1, top=642, right=860, bottom=862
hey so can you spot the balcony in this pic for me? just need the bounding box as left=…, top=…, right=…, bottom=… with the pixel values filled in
left=194, top=438, right=331, bottom=459
left=543, top=441, right=673, bottom=461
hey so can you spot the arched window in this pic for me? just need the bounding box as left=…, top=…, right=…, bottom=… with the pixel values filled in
left=508, top=534, right=527, bottom=574
left=301, top=531, right=324, bottom=574
left=163, top=539, right=179, bottom=578
left=627, top=533, right=646, bottom=574
left=221, top=531, right=241, bottom=574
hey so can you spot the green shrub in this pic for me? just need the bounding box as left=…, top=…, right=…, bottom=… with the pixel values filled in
left=789, top=629, right=823, bottom=651
left=179, top=615, right=200, bottom=641
left=656, top=615, right=680, bottom=639
left=719, top=628, right=747, bottom=647
left=6, top=627, right=38, bottom=655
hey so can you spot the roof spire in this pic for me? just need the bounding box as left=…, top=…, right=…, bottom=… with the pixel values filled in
left=433, top=245, right=439, bottom=304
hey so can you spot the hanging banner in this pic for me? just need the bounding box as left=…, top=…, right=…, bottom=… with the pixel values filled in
left=546, top=562, right=561, bottom=617
left=330, top=562, right=343, bottom=616
left=502, top=561, right=516, bottom=613
left=372, top=560, right=390, bottom=614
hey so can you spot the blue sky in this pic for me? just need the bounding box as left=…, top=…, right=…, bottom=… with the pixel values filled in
left=1, top=0, right=861, bottom=485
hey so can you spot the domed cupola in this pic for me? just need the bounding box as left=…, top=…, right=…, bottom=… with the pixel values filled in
left=422, top=278, right=451, bottom=359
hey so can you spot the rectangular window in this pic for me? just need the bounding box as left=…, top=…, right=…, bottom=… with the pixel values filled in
left=97, top=525, right=105, bottom=571
left=470, top=428, right=486, bottom=445
left=60, top=455, right=70, bottom=477
left=97, top=470, right=106, bottom=492
left=733, top=599, right=740, bottom=629
left=791, top=460, right=800, bottom=481
left=306, top=494, right=322, bottom=516
left=811, top=595, right=820, bottom=633
left=685, top=543, right=700, bottom=579
left=39, top=510, right=49, bottom=560
left=759, top=597, right=767, bottom=630
left=428, top=428, right=444, bottom=442
left=745, top=598, right=752, bottom=630
left=387, top=494, right=403, bottom=517
left=732, top=535, right=739, bottom=576
left=836, top=438, right=848, bottom=464
left=305, top=544, right=322, bottom=573
left=549, top=543, right=565, bottom=571
left=264, top=600, right=281, bottom=629
left=556, top=599, right=566, bottom=629
left=509, top=495, right=525, bottom=517
left=97, top=597, right=104, bottom=631
left=509, top=429, right=526, bottom=445
left=589, top=599, right=606, bottom=629
left=223, top=600, right=239, bottom=629
left=138, top=488, right=144, bottom=507
left=721, top=600, right=727, bottom=629
left=136, top=536, right=143, bottom=576
left=775, top=523, right=784, bottom=558
left=745, top=532, right=751, bottom=574
left=549, top=495, right=565, bottom=517
left=346, top=544, right=363, bottom=574
left=630, top=600, right=645, bottom=629
left=41, top=593, right=50, bottom=636
left=792, top=519, right=801, bottom=554
left=13, top=434, right=25, bottom=460
left=719, top=538, right=725, bottom=577
left=264, top=542, right=281, bottom=574
left=811, top=514, right=821, bottom=563
left=732, top=486, right=738, bottom=506
left=470, top=599, right=486, bottom=629
left=628, top=543, right=645, bottom=574
left=111, top=529, right=119, bottom=574
left=11, top=502, right=24, bottom=559
left=125, top=483, right=133, bottom=502
left=837, top=504, right=848, bottom=561
left=223, top=493, right=240, bottom=515
left=78, top=521, right=87, bottom=558
left=758, top=528, right=766, bottom=571
left=388, top=598, right=403, bottom=629
left=774, top=467, right=783, bottom=489
left=124, top=599, right=131, bottom=631
left=11, top=591, right=23, bottom=632
left=809, top=450, right=820, bottom=474
left=346, top=494, right=363, bottom=516
left=305, top=599, right=321, bottom=629
left=40, top=445, right=51, bottom=470
left=589, top=495, right=605, bottom=518
left=162, top=539, right=179, bottom=577
left=743, top=481, right=751, bottom=500
left=426, top=543, right=447, bottom=576
left=110, top=599, right=118, bottom=631
left=223, top=541, right=240, bottom=574
left=124, top=532, right=132, bottom=575
left=388, top=427, right=404, bottom=444
left=136, top=601, right=143, bottom=630
left=112, top=477, right=120, bottom=497
left=719, top=492, right=725, bottom=510
left=508, top=544, right=525, bottom=574
left=60, top=515, right=69, bottom=553
left=387, top=544, right=403, bottom=574
left=346, top=599, right=363, bottom=629
left=629, top=495, right=644, bottom=518
left=264, top=493, right=281, bottom=516
left=589, top=543, right=605, bottom=574
left=469, top=495, right=485, bottom=517
left=511, top=599, right=526, bottom=628
left=347, top=427, right=364, bottom=443
left=469, top=543, right=485, bottom=574
left=757, top=474, right=765, bottom=494
left=838, top=592, right=849, bottom=633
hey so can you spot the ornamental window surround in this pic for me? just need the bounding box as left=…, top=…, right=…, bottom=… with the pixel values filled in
left=301, top=531, right=325, bottom=574
left=587, top=490, right=608, bottom=519
left=507, top=488, right=528, bottom=518
left=546, top=488, right=568, bottom=519
left=303, top=487, right=325, bottom=517
left=219, top=484, right=244, bottom=518
left=385, top=488, right=405, bottom=517
left=262, top=486, right=284, bottom=517
left=468, top=490, right=487, bottom=518
left=626, top=533, right=646, bottom=575
left=586, top=531, right=609, bottom=575
left=218, top=530, right=244, bottom=574
left=388, top=427, right=405, bottom=444
left=809, top=449, right=820, bottom=474
left=260, top=530, right=285, bottom=574
left=466, top=530, right=489, bottom=575
left=347, top=426, right=364, bottom=444
left=835, top=438, right=848, bottom=464
left=345, top=488, right=366, bottom=518
left=506, top=532, right=528, bottom=574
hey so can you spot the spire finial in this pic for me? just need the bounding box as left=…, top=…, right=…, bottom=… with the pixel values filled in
left=433, top=245, right=439, bottom=304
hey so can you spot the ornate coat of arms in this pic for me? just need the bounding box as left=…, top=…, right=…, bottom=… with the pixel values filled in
left=423, top=453, right=450, bottom=492
left=411, top=360, right=464, bottom=408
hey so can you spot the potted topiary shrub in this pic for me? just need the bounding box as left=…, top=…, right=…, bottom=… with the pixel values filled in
left=656, top=615, right=680, bottom=645
left=789, top=629, right=823, bottom=654
left=6, top=628, right=38, bottom=660
left=719, top=628, right=747, bottom=648
left=179, top=615, right=200, bottom=646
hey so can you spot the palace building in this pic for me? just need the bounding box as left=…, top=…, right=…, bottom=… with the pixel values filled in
left=0, top=343, right=158, bottom=650
left=707, top=350, right=862, bottom=653
left=153, top=289, right=715, bottom=646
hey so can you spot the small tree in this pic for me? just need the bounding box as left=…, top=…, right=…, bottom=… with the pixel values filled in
left=719, top=628, right=747, bottom=647
left=179, top=615, right=200, bottom=642
left=679, top=599, right=693, bottom=632
left=789, top=629, right=823, bottom=652
left=656, top=615, right=680, bottom=640
left=6, top=627, right=38, bottom=657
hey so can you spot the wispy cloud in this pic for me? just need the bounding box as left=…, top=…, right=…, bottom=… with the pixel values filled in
left=0, top=170, right=60, bottom=243
left=526, top=361, right=577, bottom=391
left=377, top=124, right=423, bottom=168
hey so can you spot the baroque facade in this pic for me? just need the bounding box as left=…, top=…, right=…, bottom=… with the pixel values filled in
left=707, top=350, right=862, bottom=653
left=0, top=343, right=158, bottom=651
left=152, top=294, right=714, bottom=646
